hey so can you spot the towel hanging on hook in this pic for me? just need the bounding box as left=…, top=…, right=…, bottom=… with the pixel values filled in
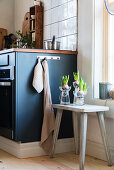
left=32, top=57, right=44, bottom=93
left=40, top=59, right=55, bottom=153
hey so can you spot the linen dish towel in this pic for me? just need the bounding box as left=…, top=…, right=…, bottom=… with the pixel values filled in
left=32, top=57, right=43, bottom=93
left=41, top=59, right=55, bottom=153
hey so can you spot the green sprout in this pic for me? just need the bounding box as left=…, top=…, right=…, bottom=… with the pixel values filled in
left=79, top=78, right=87, bottom=92
left=61, top=75, right=69, bottom=86
left=73, top=71, right=79, bottom=81
left=83, top=83, right=87, bottom=92
left=79, top=78, right=84, bottom=91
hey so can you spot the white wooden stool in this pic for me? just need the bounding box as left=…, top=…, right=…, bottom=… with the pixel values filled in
left=50, top=104, right=112, bottom=170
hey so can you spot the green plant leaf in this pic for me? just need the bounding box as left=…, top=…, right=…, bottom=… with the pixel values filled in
left=61, top=75, right=69, bottom=86
left=73, top=71, right=79, bottom=81
left=83, top=83, right=87, bottom=91
left=79, top=78, right=84, bottom=90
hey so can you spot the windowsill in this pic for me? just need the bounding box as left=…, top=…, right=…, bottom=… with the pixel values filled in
left=85, top=98, right=114, bottom=119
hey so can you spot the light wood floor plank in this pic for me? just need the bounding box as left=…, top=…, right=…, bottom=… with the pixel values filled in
left=0, top=150, right=113, bottom=170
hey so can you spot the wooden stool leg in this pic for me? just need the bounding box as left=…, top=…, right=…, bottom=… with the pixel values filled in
left=97, top=112, right=112, bottom=166
left=72, top=111, right=79, bottom=154
left=50, top=109, right=63, bottom=158
left=80, top=113, right=88, bottom=170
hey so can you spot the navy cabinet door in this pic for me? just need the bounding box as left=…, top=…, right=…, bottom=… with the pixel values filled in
left=15, top=52, right=77, bottom=143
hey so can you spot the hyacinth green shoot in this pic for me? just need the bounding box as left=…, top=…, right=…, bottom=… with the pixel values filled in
left=61, top=75, right=69, bottom=86
left=79, top=78, right=84, bottom=90
left=73, top=71, right=79, bottom=81
left=83, top=82, right=87, bottom=92
left=79, top=78, right=87, bottom=92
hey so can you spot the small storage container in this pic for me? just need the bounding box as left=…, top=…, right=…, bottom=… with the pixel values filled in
left=99, top=82, right=112, bottom=99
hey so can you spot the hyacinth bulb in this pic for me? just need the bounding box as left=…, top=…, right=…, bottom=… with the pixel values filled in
left=62, top=84, right=69, bottom=90
left=77, top=90, right=85, bottom=97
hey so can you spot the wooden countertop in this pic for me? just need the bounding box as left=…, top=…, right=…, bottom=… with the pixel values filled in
left=0, top=48, right=78, bottom=55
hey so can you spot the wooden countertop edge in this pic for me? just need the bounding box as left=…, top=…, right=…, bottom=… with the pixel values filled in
left=0, top=48, right=78, bottom=55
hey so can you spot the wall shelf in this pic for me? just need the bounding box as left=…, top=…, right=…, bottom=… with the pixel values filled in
left=30, top=5, right=43, bottom=49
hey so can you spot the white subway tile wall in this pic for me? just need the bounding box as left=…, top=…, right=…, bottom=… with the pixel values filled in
left=43, top=0, right=78, bottom=51
left=50, top=23, right=59, bottom=38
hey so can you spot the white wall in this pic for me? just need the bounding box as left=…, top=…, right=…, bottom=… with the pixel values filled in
left=78, top=0, right=94, bottom=100
left=0, top=0, right=14, bottom=34
left=14, top=0, right=33, bottom=33
left=94, top=1, right=104, bottom=98
left=78, top=0, right=114, bottom=162
left=14, top=0, right=78, bottom=50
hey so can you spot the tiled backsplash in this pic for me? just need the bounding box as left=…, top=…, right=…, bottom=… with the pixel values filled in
left=43, top=0, right=78, bottom=50
left=14, top=0, right=77, bottom=51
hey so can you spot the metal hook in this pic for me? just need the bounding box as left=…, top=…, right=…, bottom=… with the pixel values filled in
left=44, top=57, right=47, bottom=61
left=38, top=57, right=40, bottom=63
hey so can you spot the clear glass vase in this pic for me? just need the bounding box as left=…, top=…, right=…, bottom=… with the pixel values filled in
left=73, top=81, right=79, bottom=89
left=73, top=82, right=79, bottom=95
left=59, top=86, right=71, bottom=105
left=73, top=91, right=85, bottom=106
left=73, top=82, right=85, bottom=106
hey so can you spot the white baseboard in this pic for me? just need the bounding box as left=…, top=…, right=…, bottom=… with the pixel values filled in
left=0, top=136, right=114, bottom=163
left=0, top=136, right=74, bottom=158
left=86, top=140, right=114, bottom=163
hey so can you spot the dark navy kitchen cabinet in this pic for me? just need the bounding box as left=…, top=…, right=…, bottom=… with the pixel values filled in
left=0, top=49, right=77, bottom=143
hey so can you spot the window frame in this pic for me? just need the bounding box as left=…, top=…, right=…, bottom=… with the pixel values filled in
left=103, top=2, right=109, bottom=82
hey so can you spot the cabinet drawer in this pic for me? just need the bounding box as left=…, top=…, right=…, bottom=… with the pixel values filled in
left=0, top=53, right=15, bottom=66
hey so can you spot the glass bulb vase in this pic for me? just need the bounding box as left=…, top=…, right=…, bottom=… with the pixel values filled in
left=59, top=86, right=71, bottom=105
left=73, top=90, right=85, bottom=106
left=73, top=81, right=86, bottom=106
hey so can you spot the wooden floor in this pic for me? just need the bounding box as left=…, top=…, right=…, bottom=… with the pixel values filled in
left=0, top=150, right=113, bottom=170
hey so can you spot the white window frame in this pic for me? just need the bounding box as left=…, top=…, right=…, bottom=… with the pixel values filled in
left=103, top=2, right=109, bottom=82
